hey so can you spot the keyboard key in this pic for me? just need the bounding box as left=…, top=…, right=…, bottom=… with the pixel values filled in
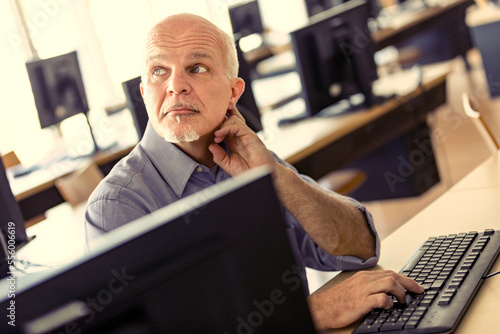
left=438, top=297, right=452, bottom=305
left=405, top=320, right=419, bottom=329
left=484, top=229, right=494, bottom=235
left=430, top=279, right=446, bottom=290
left=356, top=323, right=381, bottom=333
left=380, top=322, right=404, bottom=331
left=448, top=279, right=463, bottom=289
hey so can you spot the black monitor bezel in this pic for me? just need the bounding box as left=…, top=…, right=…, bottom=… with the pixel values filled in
left=0, top=168, right=316, bottom=333
left=122, top=76, right=149, bottom=140
left=291, top=0, right=378, bottom=116
left=228, top=0, right=264, bottom=40
left=25, top=51, right=89, bottom=129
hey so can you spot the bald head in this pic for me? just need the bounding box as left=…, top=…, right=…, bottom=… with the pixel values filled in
left=143, top=13, right=238, bottom=79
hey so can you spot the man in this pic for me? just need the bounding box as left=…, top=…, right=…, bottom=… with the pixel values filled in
left=85, top=13, right=424, bottom=330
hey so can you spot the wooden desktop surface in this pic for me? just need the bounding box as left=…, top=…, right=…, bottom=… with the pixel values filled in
left=10, top=144, right=134, bottom=221
left=10, top=144, right=134, bottom=201
left=319, top=149, right=500, bottom=333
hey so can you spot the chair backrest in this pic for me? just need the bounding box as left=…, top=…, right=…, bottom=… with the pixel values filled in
left=55, top=161, right=104, bottom=207
left=1, top=151, right=21, bottom=169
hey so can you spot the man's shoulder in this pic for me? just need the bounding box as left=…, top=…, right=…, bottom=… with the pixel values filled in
left=88, top=145, right=152, bottom=205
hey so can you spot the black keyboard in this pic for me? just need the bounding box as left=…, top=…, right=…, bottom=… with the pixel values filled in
left=353, top=229, right=500, bottom=333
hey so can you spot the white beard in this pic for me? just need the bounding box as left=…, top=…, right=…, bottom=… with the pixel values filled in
left=163, top=115, right=200, bottom=143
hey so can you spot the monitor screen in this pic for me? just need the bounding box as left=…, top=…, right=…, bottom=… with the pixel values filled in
left=122, top=76, right=148, bottom=140
left=228, top=0, right=264, bottom=39
left=26, top=51, right=89, bottom=129
left=304, top=0, right=345, bottom=17
left=0, top=158, right=29, bottom=278
left=305, top=0, right=381, bottom=18
left=291, top=0, right=378, bottom=116
left=0, top=168, right=316, bottom=333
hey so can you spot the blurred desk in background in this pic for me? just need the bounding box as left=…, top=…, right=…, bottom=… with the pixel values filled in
left=10, top=144, right=134, bottom=223
left=263, top=63, right=450, bottom=200
left=373, top=0, right=476, bottom=64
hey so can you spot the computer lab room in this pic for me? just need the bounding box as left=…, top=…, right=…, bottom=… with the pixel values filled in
left=1, top=0, right=500, bottom=333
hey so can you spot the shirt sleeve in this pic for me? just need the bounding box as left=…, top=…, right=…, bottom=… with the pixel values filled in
left=270, top=152, right=381, bottom=272
left=85, top=195, right=148, bottom=250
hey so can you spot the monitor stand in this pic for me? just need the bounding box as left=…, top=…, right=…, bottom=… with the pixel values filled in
left=60, top=113, right=118, bottom=159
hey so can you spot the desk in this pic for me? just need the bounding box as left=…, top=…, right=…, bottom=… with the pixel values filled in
left=373, top=0, right=475, bottom=58
left=263, top=63, right=450, bottom=180
left=319, top=149, right=500, bottom=333
left=10, top=144, right=134, bottom=222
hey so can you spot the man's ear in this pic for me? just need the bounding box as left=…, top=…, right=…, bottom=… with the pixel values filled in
left=140, top=81, right=145, bottom=97
left=228, top=77, right=245, bottom=109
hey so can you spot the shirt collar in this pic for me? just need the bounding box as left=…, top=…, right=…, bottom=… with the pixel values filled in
left=140, top=122, right=199, bottom=197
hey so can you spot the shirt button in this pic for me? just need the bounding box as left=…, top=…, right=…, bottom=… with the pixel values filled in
left=196, top=166, right=203, bottom=173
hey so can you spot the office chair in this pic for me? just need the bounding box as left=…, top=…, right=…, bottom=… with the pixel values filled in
left=55, top=161, right=104, bottom=208
left=462, top=92, right=500, bottom=152
left=318, top=169, right=368, bottom=195
left=1, top=151, right=21, bottom=169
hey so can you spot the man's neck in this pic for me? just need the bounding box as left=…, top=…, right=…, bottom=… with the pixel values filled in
left=173, top=134, right=217, bottom=168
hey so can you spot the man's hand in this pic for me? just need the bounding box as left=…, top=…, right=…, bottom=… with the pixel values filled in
left=209, top=107, right=276, bottom=176
left=308, top=270, right=425, bottom=330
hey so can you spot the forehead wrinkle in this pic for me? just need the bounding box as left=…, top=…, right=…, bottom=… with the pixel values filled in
left=145, top=36, right=223, bottom=70
left=145, top=22, right=226, bottom=63
left=147, top=51, right=215, bottom=64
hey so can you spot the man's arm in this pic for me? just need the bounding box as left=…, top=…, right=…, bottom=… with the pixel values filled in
left=210, top=107, right=425, bottom=330
left=210, top=107, right=375, bottom=259
left=272, top=163, right=375, bottom=259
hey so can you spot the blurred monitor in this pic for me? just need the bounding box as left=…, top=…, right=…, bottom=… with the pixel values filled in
left=305, top=0, right=381, bottom=18
left=229, top=0, right=264, bottom=39
left=291, top=0, right=379, bottom=117
left=0, top=168, right=315, bottom=333
left=122, top=76, right=149, bottom=140
left=0, top=158, right=29, bottom=278
left=304, top=0, right=345, bottom=17
left=26, top=51, right=89, bottom=129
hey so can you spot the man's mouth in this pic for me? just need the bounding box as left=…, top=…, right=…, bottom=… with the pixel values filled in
left=163, top=103, right=199, bottom=117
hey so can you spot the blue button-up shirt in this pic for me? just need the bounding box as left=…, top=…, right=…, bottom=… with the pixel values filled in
left=85, top=123, right=380, bottom=292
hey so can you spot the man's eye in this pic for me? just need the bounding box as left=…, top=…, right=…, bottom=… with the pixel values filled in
left=192, top=65, right=208, bottom=74
left=153, top=68, right=166, bottom=76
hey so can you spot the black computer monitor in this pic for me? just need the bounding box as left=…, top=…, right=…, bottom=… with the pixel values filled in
left=26, top=51, right=89, bottom=129
left=291, top=0, right=379, bottom=116
left=122, top=76, right=149, bottom=140
left=228, top=0, right=264, bottom=40
left=0, top=168, right=316, bottom=333
left=305, top=0, right=381, bottom=18
left=304, top=0, right=345, bottom=17
left=0, top=159, right=29, bottom=278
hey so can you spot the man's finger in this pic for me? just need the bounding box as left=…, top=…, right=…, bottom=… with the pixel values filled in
left=366, top=271, right=424, bottom=304
left=394, top=273, right=425, bottom=294
left=227, top=106, right=246, bottom=122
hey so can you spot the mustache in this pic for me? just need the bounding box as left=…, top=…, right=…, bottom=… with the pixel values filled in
left=163, top=102, right=200, bottom=115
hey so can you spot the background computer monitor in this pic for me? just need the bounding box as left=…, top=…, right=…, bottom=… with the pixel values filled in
left=291, top=0, right=378, bottom=116
left=0, top=168, right=315, bottom=333
left=122, top=76, right=149, bottom=140
left=304, top=0, right=345, bottom=17
left=0, top=158, right=29, bottom=278
left=228, top=0, right=264, bottom=40
left=305, top=0, right=381, bottom=18
left=26, top=51, right=89, bottom=129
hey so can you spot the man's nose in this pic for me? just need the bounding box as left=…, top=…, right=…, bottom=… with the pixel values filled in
left=166, top=69, right=190, bottom=95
